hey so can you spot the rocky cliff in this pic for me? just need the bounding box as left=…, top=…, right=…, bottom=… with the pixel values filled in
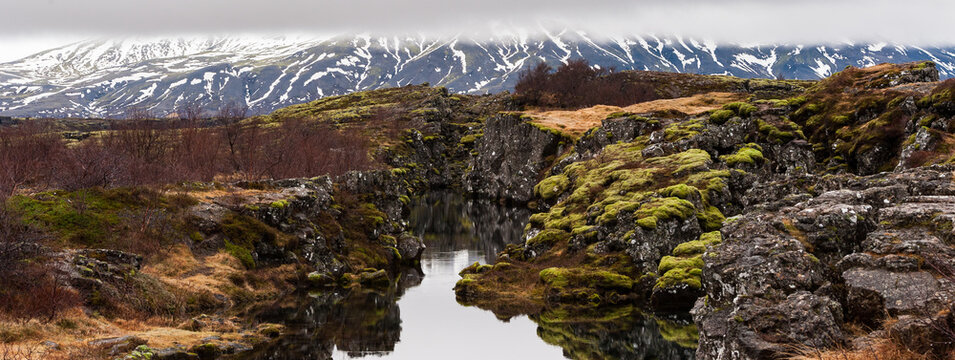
left=454, top=61, right=955, bottom=358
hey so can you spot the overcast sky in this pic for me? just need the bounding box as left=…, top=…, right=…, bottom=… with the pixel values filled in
left=2, top=0, right=955, bottom=62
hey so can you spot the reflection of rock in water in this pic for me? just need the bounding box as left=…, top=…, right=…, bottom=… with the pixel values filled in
left=234, top=286, right=406, bottom=359
left=409, top=191, right=531, bottom=262
left=532, top=306, right=697, bottom=360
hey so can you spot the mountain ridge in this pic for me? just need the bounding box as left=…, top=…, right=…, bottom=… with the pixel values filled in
left=2, top=33, right=954, bottom=117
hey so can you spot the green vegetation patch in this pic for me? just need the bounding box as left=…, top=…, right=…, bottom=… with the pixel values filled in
left=539, top=267, right=633, bottom=292
left=8, top=187, right=195, bottom=248
left=535, top=174, right=571, bottom=201
left=664, top=119, right=705, bottom=142
left=653, top=231, right=721, bottom=291
left=720, top=143, right=765, bottom=166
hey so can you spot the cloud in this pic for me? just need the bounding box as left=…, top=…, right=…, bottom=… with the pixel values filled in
left=1, top=0, right=954, bottom=45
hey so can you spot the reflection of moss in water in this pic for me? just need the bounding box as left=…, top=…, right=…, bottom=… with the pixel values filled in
left=530, top=305, right=698, bottom=359
left=656, top=319, right=700, bottom=349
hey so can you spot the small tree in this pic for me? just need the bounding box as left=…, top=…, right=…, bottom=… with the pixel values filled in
left=216, top=102, right=249, bottom=173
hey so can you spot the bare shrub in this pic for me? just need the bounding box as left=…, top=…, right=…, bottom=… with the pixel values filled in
left=0, top=123, right=65, bottom=196
left=0, top=208, right=80, bottom=322
left=514, top=58, right=657, bottom=109
left=0, top=343, right=47, bottom=360
left=2, top=102, right=377, bottom=194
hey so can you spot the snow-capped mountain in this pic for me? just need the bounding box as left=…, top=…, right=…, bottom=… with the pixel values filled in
left=2, top=32, right=955, bottom=118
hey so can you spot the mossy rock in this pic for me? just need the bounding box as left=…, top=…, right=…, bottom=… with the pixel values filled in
left=721, top=144, right=765, bottom=166
left=673, top=231, right=722, bottom=256
left=634, top=197, right=696, bottom=224
left=535, top=174, right=571, bottom=201
left=721, top=102, right=757, bottom=117
left=658, top=255, right=704, bottom=274
left=655, top=267, right=703, bottom=290
left=459, top=261, right=494, bottom=275
left=527, top=229, right=571, bottom=249
left=189, top=343, right=223, bottom=360
left=709, top=109, right=736, bottom=125
left=696, top=206, right=725, bottom=231
left=539, top=267, right=633, bottom=292
left=659, top=184, right=700, bottom=200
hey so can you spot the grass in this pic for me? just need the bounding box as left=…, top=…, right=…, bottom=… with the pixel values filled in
left=520, top=92, right=747, bottom=137
left=8, top=187, right=196, bottom=249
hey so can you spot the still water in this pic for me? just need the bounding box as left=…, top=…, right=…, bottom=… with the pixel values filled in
left=233, top=191, right=696, bottom=360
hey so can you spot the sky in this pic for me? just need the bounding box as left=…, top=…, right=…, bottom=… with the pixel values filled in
left=2, top=0, right=955, bottom=62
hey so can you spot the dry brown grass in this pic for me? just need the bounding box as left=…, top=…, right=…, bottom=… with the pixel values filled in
left=789, top=339, right=941, bottom=360
left=143, top=245, right=295, bottom=304
left=183, top=187, right=270, bottom=203
left=0, top=246, right=295, bottom=359
left=522, top=92, right=745, bottom=137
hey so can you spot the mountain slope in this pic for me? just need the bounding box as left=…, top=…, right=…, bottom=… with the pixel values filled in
left=2, top=32, right=954, bottom=117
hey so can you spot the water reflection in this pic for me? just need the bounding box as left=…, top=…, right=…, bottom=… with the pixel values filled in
left=533, top=307, right=697, bottom=359
left=408, top=191, right=530, bottom=263
left=232, top=191, right=695, bottom=360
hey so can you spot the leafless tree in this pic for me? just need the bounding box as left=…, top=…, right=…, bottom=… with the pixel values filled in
left=216, top=101, right=249, bottom=172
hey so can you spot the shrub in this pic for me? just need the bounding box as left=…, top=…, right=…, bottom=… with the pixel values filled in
left=0, top=207, right=81, bottom=321
left=514, top=59, right=657, bottom=108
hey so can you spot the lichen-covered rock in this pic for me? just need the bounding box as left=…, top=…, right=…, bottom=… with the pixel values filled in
left=695, top=165, right=955, bottom=359
left=694, top=291, right=843, bottom=360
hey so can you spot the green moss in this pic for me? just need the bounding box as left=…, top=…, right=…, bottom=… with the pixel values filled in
left=7, top=187, right=193, bottom=248
left=709, top=109, right=735, bottom=125
left=125, top=345, right=155, bottom=360
left=658, top=255, right=704, bottom=274
left=539, top=267, right=633, bottom=292
left=459, top=132, right=483, bottom=144
left=664, top=119, right=705, bottom=142
left=225, top=241, right=255, bottom=269
left=655, top=268, right=702, bottom=291
left=535, top=174, right=571, bottom=201
left=659, top=184, right=700, bottom=200
left=636, top=216, right=659, bottom=229
left=527, top=229, right=571, bottom=248
left=221, top=213, right=281, bottom=249
left=634, top=197, right=696, bottom=223
left=269, top=199, right=289, bottom=209
left=721, top=144, right=765, bottom=166
left=544, top=213, right=585, bottom=232
left=721, top=102, right=757, bottom=117
left=696, top=206, right=725, bottom=231
left=647, top=149, right=711, bottom=174
left=673, top=231, right=722, bottom=256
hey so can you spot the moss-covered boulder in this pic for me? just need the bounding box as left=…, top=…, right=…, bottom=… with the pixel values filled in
left=649, top=231, right=721, bottom=311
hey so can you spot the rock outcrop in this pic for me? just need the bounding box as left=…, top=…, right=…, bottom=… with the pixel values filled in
left=694, top=165, right=955, bottom=359
left=465, top=113, right=573, bottom=203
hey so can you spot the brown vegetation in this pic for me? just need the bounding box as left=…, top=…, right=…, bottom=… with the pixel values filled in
left=523, top=92, right=745, bottom=137
left=514, top=59, right=658, bottom=109
left=0, top=205, right=81, bottom=323
left=0, top=107, right=376, bottom=198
